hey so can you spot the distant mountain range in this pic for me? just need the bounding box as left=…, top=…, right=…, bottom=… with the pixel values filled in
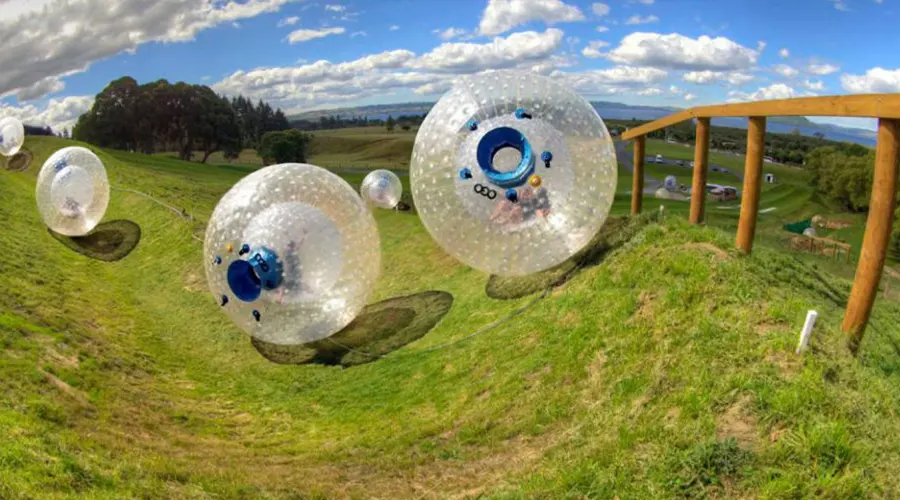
left=289, top=100, right=877, bottom=147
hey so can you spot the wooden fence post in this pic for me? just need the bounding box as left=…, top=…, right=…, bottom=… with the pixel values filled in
left=842, top=118, right=900, bottom=354
left=689, top=118, right=710, bottom=224
left=736, top=116, right=766, bottom=254
left=632, top=136, right=645, bottom=215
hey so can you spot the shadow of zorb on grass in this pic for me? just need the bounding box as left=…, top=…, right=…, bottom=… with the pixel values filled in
left=2, top=149, right=33, bottom=172
left=48, top=219, right=142, bottom=262
left=251, top=290, right=454, bottom=367
left=486, top=214, right=658, bottom=300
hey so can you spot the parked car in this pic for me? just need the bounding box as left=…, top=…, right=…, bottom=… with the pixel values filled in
left=655, top=154, right=664, bottom=163
left=676, top=160, right=684, bottom=166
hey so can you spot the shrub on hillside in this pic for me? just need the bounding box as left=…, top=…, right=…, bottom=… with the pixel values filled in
left=258, top=129, right=313, bottom=165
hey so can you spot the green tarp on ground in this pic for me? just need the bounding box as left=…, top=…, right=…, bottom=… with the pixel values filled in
left=783, top=218, right=813, bottom=235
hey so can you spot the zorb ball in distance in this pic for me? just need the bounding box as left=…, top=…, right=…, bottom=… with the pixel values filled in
left=410, top=70, right=617, bottom=276
left=664, top=175, right=677, bottom=192
left=361, top=169, right=403, bottom=209
left=36, top=146, right=110, bottom=236
left=0, top=116, right=25, bottom=157
left=204, top=163, right=381, bottom=345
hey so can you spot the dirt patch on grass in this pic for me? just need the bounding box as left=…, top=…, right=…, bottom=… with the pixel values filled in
left=716, top=395, right=758, bottom=450
left=627, top=291, right=657, bottom=324
left=677, top=242, right=731, bottom=261
left=4, top=150, right=33, bottom=172
left=764, top=350, right=802, bottom=379
left=41, top=369, right=90, bottom=408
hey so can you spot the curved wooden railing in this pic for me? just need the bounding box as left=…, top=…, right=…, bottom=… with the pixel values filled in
left=620, top=94, right=900, bottom=354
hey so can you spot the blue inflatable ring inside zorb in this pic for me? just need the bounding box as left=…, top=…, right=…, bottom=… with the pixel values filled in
left=227, top=260, right=262, bottom=302
left=475, top=126, right=535, bottom=189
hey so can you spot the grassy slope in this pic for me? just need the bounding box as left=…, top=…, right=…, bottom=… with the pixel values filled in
left=3, top=136, right=900, bottom=498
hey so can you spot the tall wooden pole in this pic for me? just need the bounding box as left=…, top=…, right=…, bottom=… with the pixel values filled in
left=631, top=136, right=645, bottom=215
left=842, top=119, right=900, bottom=354
left=736, top=117, right=766, bottom=254
left=689, top=118, right=710, bottom=224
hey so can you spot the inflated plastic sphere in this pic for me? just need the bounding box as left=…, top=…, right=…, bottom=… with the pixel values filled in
left=410, top=70, right=617, bottom=276
left=803, top=227, right=817, bottom=237
left=204, top=163, right=381, bottom=345
left=0, top=116, right=25, bottom=157
left=664, top=175, right=677, bottom=192
left=36, top=146, right=109, bottom=236
left=361, top=169, right=403, bottom=209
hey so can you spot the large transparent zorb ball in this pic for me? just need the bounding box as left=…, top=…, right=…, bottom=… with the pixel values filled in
left=410, top=70, right=617, bottom=276
left=361, top=169, right=403, bottom=209
left=204, top=163, right=381, bottom=345
left=36, top=146, right=110, bottom=236
left=0, top=116, right=25, bottom=157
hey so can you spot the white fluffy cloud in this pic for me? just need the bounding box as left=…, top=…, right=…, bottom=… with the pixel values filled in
left=841, top=67, right=900, bottom=93
left=681, top=70, right=754, bottom=86
left=605, top=32, right=759, bottom=71
left=728, top=83, right=798, bottom=102
left=778, top=48, right=790, bottom=58
left=478, top=0, right=585, bottom=36
left=638, top=87, right=663, bottom=96
left=592, top=2, right=610, bottom=16
left=277, top=16, right=299, bottom=27
left=325, top=4, right=345, bottom=12
left=807, top=63, right=840, bottom=75
left=434, top=27, right=467, bottom=40
left=684, top=93, right=697, bottom=101
left=596, top=26, right=609, bottom=32
left=555, top=66, right=668, bottom=96
left=0, top=95, right=94, bottom=132
left=389, top=25, right=400, bottom=31
left=287, top=27, right=345, bottom=43
left=581, top=40, right=609, bottom=58
left=625, top=15, right=659, bottom=25
left=803, top=79, right=826, bottom=91
left=0, top=0, right=305, bottom=101
left=210, top=29, right=576, bottom=111
left=773, top=64, right=799, bottom=78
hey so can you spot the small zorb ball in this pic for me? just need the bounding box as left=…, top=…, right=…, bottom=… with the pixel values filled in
left=204, top=163, right=381, bottom=345
left=36, top=146, right=110, bottom=236
left=803, top=227, right=817, bottom=237
left=360, top=169, right=403, bottom=209
left=0, top=116, right=25, bottom=157
left=664, top=175, right=677, bottom=192
left=410, top=70, right=617, bottom=276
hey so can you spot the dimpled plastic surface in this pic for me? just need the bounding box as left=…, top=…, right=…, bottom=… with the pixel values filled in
left=36, top=147, right=110, bottom=236
left=204, top=163, right=381, bottom=345
left=410, top=70, right=617, bottom=276
left=0, top=116, right=25, bottom=157
left=360, top=169, right=403, bottom=209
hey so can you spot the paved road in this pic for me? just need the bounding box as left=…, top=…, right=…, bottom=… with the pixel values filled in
left=614, top=140, right=663, bottom=194
left=614, top=139, right=745, bottom=192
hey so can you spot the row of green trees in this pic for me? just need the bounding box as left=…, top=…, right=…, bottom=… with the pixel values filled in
left=608, top=119, right=848, bottom=165
left=72, top=77, right=291, bottom=163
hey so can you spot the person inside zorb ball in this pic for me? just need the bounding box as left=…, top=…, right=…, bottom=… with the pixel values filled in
left=204, top=163, right=381, bottom=346
left=410, top=70, right=618, bottom=277
left=36, top=146, right=110, bottom=237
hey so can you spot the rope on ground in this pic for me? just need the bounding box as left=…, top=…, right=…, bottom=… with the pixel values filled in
left=111, top=185, right=204, bottom=243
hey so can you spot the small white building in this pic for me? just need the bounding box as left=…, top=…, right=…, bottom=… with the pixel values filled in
left=765, top=173, right=776, bottom=184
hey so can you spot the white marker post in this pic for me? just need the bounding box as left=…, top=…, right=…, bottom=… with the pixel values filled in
left=796, top=310, right=818, bottom=354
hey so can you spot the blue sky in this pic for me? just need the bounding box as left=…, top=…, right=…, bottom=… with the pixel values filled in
left=0, top=0, right=896, bottom=131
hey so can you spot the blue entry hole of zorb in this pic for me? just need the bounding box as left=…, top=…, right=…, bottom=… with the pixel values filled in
left=205, top=163, right=381, bottom=345
left=475, top=126, right=535, bottom=189
left=410, top=70, right=618, bottom=277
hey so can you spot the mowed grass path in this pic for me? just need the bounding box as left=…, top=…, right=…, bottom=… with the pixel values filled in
left=3, top=136, right=900, bottom=498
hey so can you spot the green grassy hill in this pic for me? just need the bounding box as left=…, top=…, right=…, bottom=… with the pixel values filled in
left=4, top=136, right=900, bottom=498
